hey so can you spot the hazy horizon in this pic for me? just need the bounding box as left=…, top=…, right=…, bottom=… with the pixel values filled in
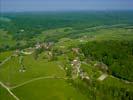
left=0, top=0, right=133, bottom=12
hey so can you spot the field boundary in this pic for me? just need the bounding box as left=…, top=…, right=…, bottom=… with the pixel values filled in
left=0, top=81, right=20, bottom=100
left=110, top=76, right=133, bottom=84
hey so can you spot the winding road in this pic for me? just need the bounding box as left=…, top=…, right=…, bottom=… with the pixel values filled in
left=10, top=76, right=68, bottom=89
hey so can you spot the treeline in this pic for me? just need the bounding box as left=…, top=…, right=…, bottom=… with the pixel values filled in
left=68, top=78, right=133, bottom=100
left=80, top=40, right=133, bottom=81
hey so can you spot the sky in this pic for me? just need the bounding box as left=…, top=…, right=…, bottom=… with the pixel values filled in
left=0, top=0, right=133, bottom=12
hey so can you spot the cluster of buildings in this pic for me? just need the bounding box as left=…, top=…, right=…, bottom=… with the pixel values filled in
left=71, top=57, right=90, bottom=81
left=35, top=42, right=54, bottom=50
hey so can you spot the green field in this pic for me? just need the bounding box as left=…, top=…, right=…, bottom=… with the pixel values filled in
left=0, top=52, right=89, bottom=100
left=12, top=79, right=88, bottom=100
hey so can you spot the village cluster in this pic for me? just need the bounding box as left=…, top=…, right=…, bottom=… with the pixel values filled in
left=0, top=41, right=109, bottom=82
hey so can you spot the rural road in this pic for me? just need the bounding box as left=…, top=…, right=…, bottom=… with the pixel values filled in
left=0, top=56, right=12, bottom=67
left=0, top=81, right=20, bottom=100
left=10, top=76, right=68, bottom=89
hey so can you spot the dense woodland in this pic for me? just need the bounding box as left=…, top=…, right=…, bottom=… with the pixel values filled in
left=80, top=40, right=133, bottom=81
